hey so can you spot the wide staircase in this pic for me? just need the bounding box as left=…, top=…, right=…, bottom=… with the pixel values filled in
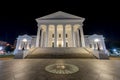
left=25, top=47, right=96, bottom=59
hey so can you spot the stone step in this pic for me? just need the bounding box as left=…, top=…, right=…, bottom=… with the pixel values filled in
left=25, top=48, right=96, bottom=59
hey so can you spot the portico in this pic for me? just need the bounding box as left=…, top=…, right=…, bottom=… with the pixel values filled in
left=36, top=11, right=85, bottom=48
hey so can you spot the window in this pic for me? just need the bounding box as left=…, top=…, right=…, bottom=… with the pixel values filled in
left=52, top=42, right=54, bottom=47
left=52, top=34, right=54, bottom=38
left=59, top=34, right=61, bottom=38
left=89, top=44, right=92, bottom=48
left=66, top=34, right=68, bottom=38
left=66, top=42, right=68, bottom=47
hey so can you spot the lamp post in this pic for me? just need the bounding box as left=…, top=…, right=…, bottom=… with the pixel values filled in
left=94, top=38, right=100, bottom=51
left=22, top=38, right=27, bottom=50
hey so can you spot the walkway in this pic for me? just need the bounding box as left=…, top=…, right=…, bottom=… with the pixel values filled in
left=0, top=59, right=120, bottom=80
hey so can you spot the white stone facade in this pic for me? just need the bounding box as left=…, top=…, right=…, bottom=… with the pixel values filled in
left=14, top=34, right=36, bottom=54
left=14, top=11, right=108, bottom=55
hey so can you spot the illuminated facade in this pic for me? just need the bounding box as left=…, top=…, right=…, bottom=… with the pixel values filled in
left=14, top=11, right=109, bottom=59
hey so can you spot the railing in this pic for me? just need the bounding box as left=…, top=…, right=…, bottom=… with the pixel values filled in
left=23, top=50, right=29, bottom=58
left=23, top=47, right=37, bottom=58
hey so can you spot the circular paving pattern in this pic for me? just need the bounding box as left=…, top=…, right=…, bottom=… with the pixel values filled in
left=45, top=63, right=79, bottom=74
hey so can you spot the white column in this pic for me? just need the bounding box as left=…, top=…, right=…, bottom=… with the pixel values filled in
left=73, top=32, right=76, bottom=47
left=15, top=39, right=20, bottom=50
left=63, top=25, right=66, bottom=47
left=102, top=39, right=106, bottom=50
left=71, top=25, right=74, bottom=47
left=27, top=41, right=29, bottom=49
left=36, top=26, right=41, bottom=47
left=19, top=40, right=22, bottom=50
left=45, top=25, right=49, bottom=47
left=80, top=25, right=85, bottom=47
left=77, top=29, right=80, bottom=47
left=54, top=25, right=57, bottom=47
left=40, top=30, right=43, bottom=47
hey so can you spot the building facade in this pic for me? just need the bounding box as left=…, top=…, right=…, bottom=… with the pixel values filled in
left=14, top=11, right=108, bottom=58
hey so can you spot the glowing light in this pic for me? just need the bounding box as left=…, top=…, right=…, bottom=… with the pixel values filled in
left=6, top=43, right=10, bottom=46
left=94, top=38, right=100, bottom=42
left=22, top=38, right=27, bottom=42
left=0, top=46, right=3, bottom=50
left=113, top=49, right=117, bottom=52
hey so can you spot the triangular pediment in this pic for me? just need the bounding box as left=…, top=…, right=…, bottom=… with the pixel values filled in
left=36, top=11, right=84, bottom=20
left=18, top=34, right=32, bottom=39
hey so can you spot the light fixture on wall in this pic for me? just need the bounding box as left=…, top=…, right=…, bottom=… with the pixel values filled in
left=22, top=38, right=27, bottom=42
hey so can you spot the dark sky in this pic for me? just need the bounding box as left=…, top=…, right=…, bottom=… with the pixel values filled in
left=0, top=1, right=120, bottom=48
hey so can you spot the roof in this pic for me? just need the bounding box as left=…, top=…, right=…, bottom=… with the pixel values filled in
left=36, top=11, right=85, bottom=21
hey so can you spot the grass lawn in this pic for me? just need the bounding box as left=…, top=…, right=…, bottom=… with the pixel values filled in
left=109, top=56, right=120, bottom=60
left=0, top=55, right=14, bottom=60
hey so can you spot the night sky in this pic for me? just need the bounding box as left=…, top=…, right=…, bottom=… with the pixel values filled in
left=0, top=1, right=120, bottom=48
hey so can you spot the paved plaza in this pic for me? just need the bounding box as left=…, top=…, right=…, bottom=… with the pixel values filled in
left=0, top=59, right=120, bottom=80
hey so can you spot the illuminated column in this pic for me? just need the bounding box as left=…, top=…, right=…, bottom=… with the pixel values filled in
left=80, top=25, right=85, bottom=47
left=102, top=39, right=106, bottom=50
left=19, top=41, right=22, bottom=49
left=73, top=31, right=76, bottom=47
left=71, top=25, right=74, bottom=47
left=40, top=30, right=43, bottom=47
left=54, top=25, right=57, bottom=47
left=63, top=25, right=66, bottom=47
left=77, top=28, right=80, bottom=47
left=15, top=39, right=20, bottom=50
left=36, top=26, right=41, bottom=47
left=45, top=25, right=49, bottom=47
left=27, top=41, right=29, bottom=49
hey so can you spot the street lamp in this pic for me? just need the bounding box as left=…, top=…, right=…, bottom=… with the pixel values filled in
left=94, top=38, right=100, bottom=51
left=22, top=38, right=27, bottom=50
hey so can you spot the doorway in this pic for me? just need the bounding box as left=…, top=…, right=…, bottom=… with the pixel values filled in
left=58, top=44, right=62, bottom=47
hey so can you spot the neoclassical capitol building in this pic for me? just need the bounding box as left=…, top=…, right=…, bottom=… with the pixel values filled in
left=14, top=11, right=109, bottom=59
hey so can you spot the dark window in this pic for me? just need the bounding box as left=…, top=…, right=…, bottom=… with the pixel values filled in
left=52, top=34, right=54, bottom=38
left=66, top=34, right=68, bottom=38
left=59, top=34, right=61, bottom=38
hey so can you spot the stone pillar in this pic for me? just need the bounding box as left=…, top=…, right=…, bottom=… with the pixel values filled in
left=19, top=40, right=22, bottom=50
left=71, top=25, right=74, bottom=47
left=45, top=25, right=49, bottom=47
left=77, top=28, right=80, bottom=47
left=80, top=25, right=85, bottom=47
left=54, top=25, right=57, bottom=47
left=63, top=25, right=66, bottom=47
left=102, top=39, right=106, bottom=50
left=15, top=39, right=20, bottom=50
left=40, top=30, right=43, bottom=47
left=27, top=41, right=29, bottom=49
left=73, top=32, right=76, bottom=47
left=36, top=26, right=41, bottom=47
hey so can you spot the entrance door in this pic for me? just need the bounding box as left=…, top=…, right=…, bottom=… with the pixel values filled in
left=59, top=44, right=62, bottom=47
